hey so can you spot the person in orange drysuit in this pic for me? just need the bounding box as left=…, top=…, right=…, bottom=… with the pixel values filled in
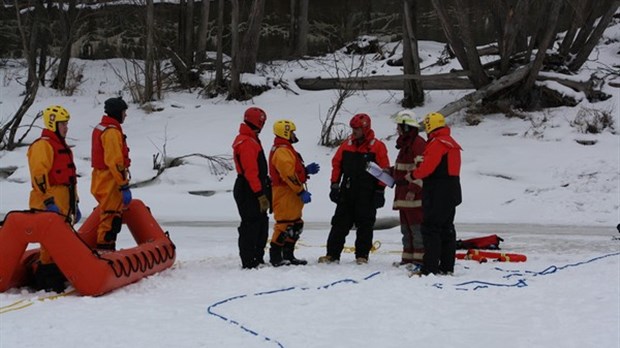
left=318, top=113, right=390, bottom=265
left=232, top=107, right=272, bottom=269
left=268, top=119, right=319, bottom=266
left=91, top=97, right=132, bottom=251
left=391, top=110, right=426, bottom=268
left=27, top=105, right=80, bottom=292
left=411, top=112, right=462, bottom=276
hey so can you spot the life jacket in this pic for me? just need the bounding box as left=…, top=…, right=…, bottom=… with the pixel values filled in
left=91, top=116, right=131, bottom=170
left=36, top=129, right=77, bottom=186
left=269, top=137, right=307, bottom=187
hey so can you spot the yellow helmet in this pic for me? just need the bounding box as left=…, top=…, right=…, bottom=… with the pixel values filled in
left=43, top=105, right=71, bottom=132
left=394, top=110, right=420, bottom=128
left=423, top=112, right=445, bottom=134
left=273, top=119, right=297, bottom=140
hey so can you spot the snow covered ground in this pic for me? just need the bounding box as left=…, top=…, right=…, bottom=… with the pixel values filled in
left=1, top=15, right=619, bottom=348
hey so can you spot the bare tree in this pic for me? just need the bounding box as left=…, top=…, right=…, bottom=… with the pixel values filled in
left=196, top=0, right=211, bottom=63
left=215, top=0, right=225, bottom=88
left=144, top=0, right=155, bottom=103
left=518, top=0, right=563, bottom=97
left=1, top=0, right=44, bottom=150
left=568, top=0, right=620, bottom=71
left=290, top=0, right=309, bottom=57
left=239, top=0, right=265, bottom=74
left=401, top=0, right=423, bottom=107
left=228, top=0, right=241, bottom=99
left=52, top=0, right=79, bottom=90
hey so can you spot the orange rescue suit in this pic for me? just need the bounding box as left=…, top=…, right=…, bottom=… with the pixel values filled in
left=90, top=116, right=131, bottom=247
left=268, top=137, right=308, bottom=245
left=27, top=129, right=78, bottom=264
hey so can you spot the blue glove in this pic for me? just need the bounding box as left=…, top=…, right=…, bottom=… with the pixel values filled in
left=45, top=202, right=60, bottom=213
left=75, top=206, right=82, bottom=223
left=121, top=185, right=132, bottom=206
left=299, top=190, right=312, bottom=204
left=305, top=162, right=320, bottom=175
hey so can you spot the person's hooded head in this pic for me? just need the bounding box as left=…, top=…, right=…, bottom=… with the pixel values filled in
left=243, top=107, right=267, bottom=133
left=104, top=97, right=128, bottom=123
left=349, top=113, right=372, bottom=141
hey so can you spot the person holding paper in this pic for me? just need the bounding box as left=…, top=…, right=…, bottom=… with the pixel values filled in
left=318, top=113, right=390, bottom=265
left=390, top=110, right=426, bottom=268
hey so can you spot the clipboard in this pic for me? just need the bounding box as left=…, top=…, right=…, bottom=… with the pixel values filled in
left=366, top=161, right=394, bottom=188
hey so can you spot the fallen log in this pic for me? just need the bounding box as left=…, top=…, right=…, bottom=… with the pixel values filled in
left=295, top=71, right=474, bottom=91
left=437, top=63, right=532, bottom=117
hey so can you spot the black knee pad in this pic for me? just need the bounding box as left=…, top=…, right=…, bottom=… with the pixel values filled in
left=104, top=216, right=122, bottom=242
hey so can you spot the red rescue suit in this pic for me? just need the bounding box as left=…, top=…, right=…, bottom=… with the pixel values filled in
left=412, top=126, right=462, bottom=275
left=392, top=130, right=426, bottom=264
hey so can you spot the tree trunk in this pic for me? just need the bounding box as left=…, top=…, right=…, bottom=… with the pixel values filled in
left=215, top=0, right=224, bottom=88
left=519, top=0, right=562, bottom=98
left=196, top=0, right=211, bottom=63
left=569, top=0, right=620, bottom=71
left=144, top=0, right=155, bottom=103
left=453, top=0, right=489, bottom=88
left=239, top=0, right=265, bottom=73
left=495, top=0, right=530, bottom=75
left=431, top=1, right=471, bottom=73
left=401, top=0, right=424, bottom=107
left=568, top=1, right=599, bottom=55
left=438, top=64, right=532, bottom=117
left=53, top=0, right=77, bottom=90
left=185, top=0, right=195, bottom=65
left=1, top=0, right=43, bottom=150
left=228, top=0, right=242, bottom=99
left=292, top=0, right=309, bottom=57
left=558, top=0, right=589, bottom=57
left=295, top=71, right=474, bottom=91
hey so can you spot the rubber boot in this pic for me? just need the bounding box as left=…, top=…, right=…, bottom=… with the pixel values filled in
left=283, top=242, right=307, bottom=265
left=269, top=243, right=290, bottom=267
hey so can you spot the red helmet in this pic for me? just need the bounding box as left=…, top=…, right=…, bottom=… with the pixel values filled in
left=244, top=107, right=267, bottom=130
left=349, top=113, right=371, bottom=129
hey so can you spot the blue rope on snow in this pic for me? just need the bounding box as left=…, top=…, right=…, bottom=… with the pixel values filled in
left=206, top=272, right=382, bottom=348
left=453, top=252, right=619, bottom=291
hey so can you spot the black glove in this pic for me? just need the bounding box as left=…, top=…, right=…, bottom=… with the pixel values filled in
left=374, top=189, right=385, bottom=209
left=329, top=183, right=340, bottom=203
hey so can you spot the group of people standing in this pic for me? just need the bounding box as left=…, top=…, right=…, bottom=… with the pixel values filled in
left=26, top=101, right=462, bottom=292
left=232, top=107, right=462, bottom=276
left=27, top=98, right=133, bottom=292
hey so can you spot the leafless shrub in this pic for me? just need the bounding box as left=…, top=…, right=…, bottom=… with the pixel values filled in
left=570, top=107, right=615, bottom=134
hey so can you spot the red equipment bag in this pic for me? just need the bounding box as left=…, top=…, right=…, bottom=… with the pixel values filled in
left=456, top=234, right=503, bottom=250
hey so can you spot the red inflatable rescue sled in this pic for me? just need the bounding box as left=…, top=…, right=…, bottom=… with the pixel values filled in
left=0, top=199, right=175, bottom=296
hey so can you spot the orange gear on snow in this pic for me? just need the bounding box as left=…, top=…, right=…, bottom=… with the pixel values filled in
left=0, top=200, right=175, bottom=296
